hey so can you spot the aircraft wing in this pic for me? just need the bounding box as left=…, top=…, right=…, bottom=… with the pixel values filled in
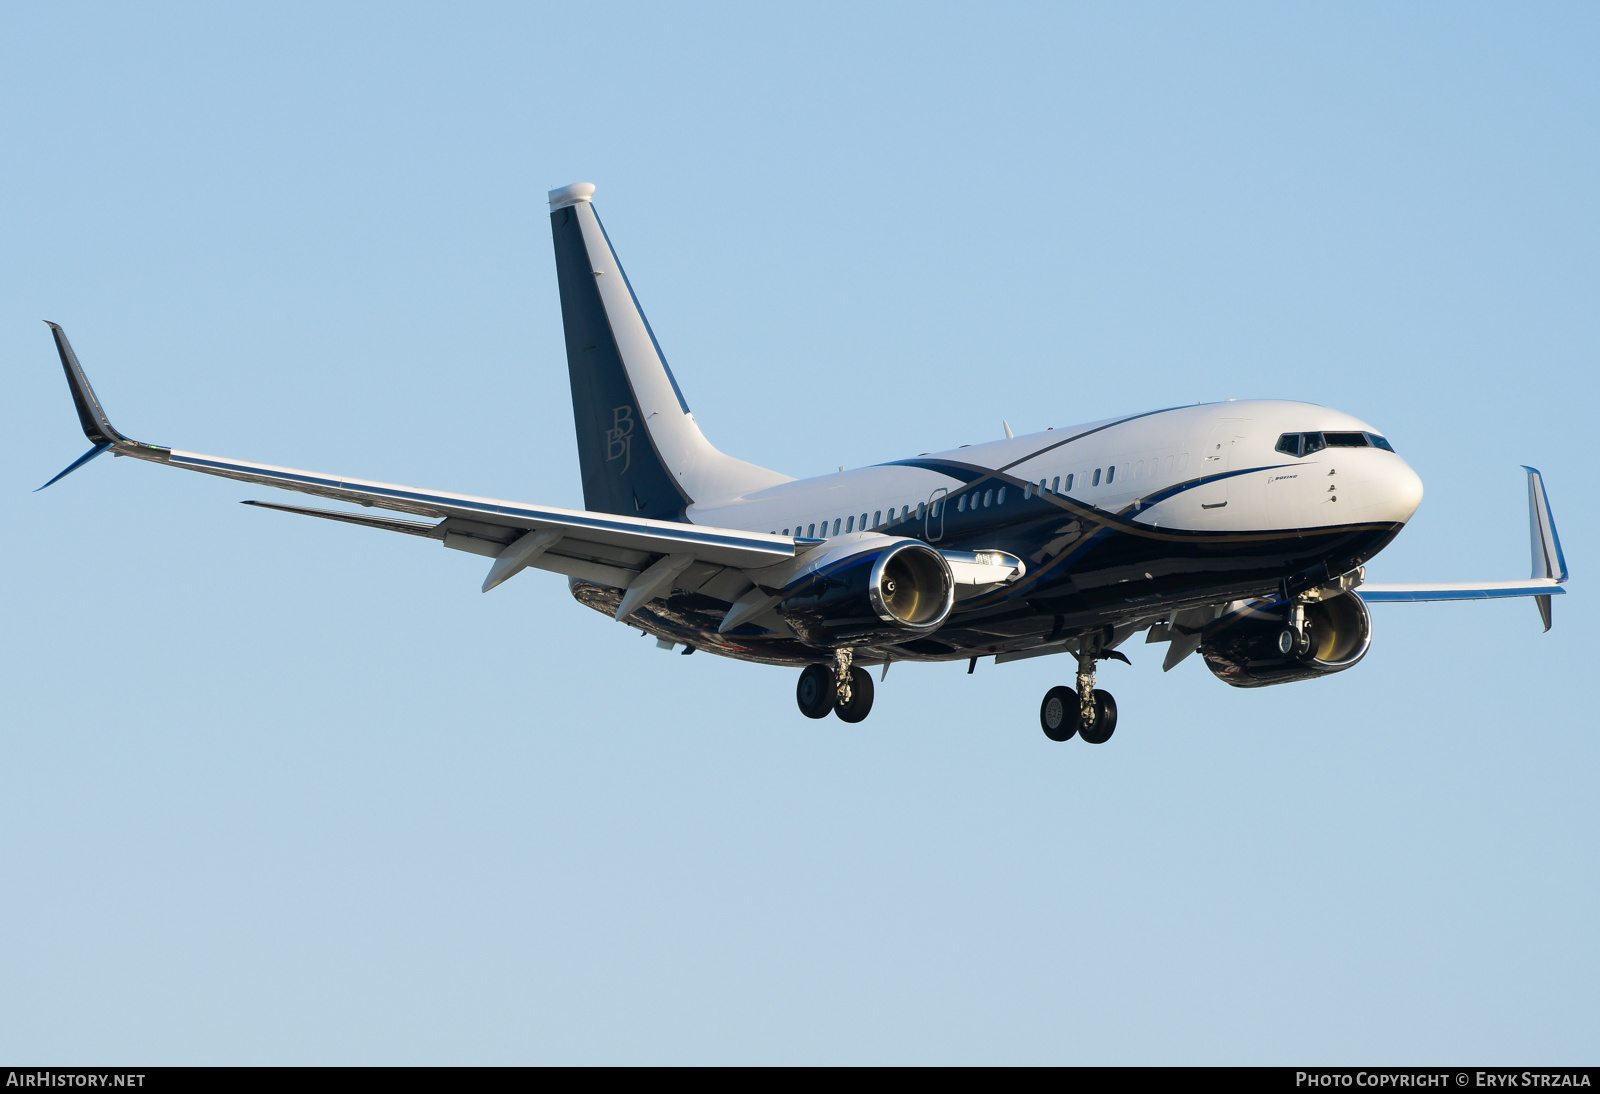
left=38, top=323, right=795, bottom=605
left=1357, top=579, right=1565, bottom=602
left=1357, top=467, right=1568, bottom=630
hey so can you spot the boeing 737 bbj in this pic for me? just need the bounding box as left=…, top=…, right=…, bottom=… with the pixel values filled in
left=40, top=182, right=1569, bottom=743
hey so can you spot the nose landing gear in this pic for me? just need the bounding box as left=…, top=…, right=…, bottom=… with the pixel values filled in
left=1278, top=599, right=1312, bottom=657
left=1038, top=644, right=1122, bottom=744
left=796, top=649, right=876, bottom=722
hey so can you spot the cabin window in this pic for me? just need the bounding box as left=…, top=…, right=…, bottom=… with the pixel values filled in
left=957, top=495, right=967, bottom=512
left=782, top=528, right=789, bottom=536
left=999, top=486, right=1007, bottom=504
left=1023, top=483, right=1033, bottom=500
left=917, top=502, right=926, bottom=520
left=1053, top=475, right=1063, bottom=493
left=807, top=523, right=815, bottom=537
left=1092, top=468, right=1101, bottom=487
left=1368, top=433, right=1394, bottom=451
left=832, top=518, right=841, bottom=535
left=860, top=513, right=867, bottom=529
left=874, top=510, right=882, bottom=527
left=845, top=515, right=854, bottom=533
left=983, top=489, right=993, bottom=507
left=1323, top=431, right=1369, bottom=448
left=1107, top=465, right=1116, bottom=484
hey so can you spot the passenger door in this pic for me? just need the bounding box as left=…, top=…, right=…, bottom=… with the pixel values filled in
left=1195, top=423, right=1246, bottom=509
left=925, top=488, right=947, bottom=542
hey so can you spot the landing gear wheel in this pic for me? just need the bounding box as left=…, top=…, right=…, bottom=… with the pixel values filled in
left=797, top=664, right=836, bottom=719
left=1040, top=686, right=1078, bottom=742
left=834, top=667, right=875, bottom=723
left=1078, top=690, right=1118, bottom=744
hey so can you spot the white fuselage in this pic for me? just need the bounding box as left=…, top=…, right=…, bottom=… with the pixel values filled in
left=689, top=401, right=1424, bottom=540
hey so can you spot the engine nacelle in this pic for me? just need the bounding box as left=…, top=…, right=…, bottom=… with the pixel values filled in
left=1200, top=590, right=1372, bottom=688
left=777, top=536, right=955, bottom=646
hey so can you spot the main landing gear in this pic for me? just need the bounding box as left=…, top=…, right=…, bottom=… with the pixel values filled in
left=1039, top=645, right=1121, bottom=744
left=797, top=649, right=875, bottom=723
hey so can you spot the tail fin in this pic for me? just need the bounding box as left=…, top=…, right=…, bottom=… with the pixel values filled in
left=548, top=183, right=788, bottom=520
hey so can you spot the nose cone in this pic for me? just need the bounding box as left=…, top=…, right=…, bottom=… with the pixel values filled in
left=1387, top=460, right=1424, bottom=523
left=1332, top=454, right=1423, bottom=524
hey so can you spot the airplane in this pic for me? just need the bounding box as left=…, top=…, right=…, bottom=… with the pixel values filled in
left=38, top=181, right=1569, bottom=743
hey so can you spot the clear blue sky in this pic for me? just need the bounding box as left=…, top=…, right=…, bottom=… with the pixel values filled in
left=2, top=2, right=1594, bottom=1064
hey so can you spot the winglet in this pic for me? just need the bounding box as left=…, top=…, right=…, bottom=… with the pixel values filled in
left=45, top=322, right=126, bottom=447
left=1356, top=467, right=1568, bottom=631
left=1523, top=466, right=1566, bottom=632
left=1523, top=467, right=1567, bottom=583
left=38, top=322, right=170, bottom=490
left=35, top=443, right=111, bottom=491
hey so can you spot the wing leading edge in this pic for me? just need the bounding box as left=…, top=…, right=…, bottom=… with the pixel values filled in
left=38, top=323, right=796, bottom=603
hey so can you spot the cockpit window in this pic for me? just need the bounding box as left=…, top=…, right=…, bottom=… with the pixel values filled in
left=1275, top=432, right=1326, bottom=457
left=1276, top=430, right=1396, bottom=457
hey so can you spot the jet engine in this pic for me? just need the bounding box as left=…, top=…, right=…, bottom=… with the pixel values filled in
left=778, top=537, right=955, bottom=645
left=1200, top=591, right=1372, bottom=688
